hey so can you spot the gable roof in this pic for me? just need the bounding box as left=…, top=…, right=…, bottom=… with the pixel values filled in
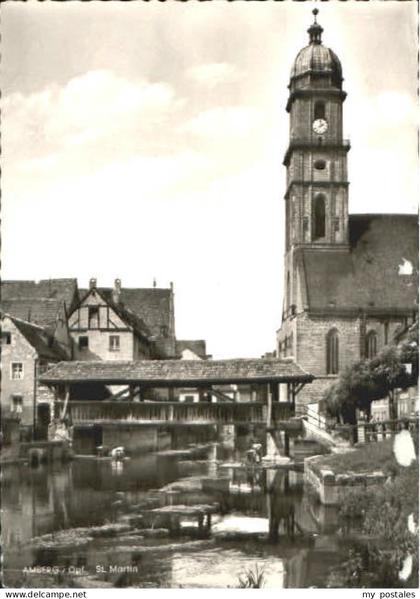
left=2, top=279, right=79, bottom=312
left=7, top=316, right=68, bottom=361
left=176, top=340, right=207, bottom=359
left=75, top=288, right=152, bottom=340
left=79, top=287, right=173, bottom=337
left=40, top=358, right=314, bottom=386
left=300, top=214, right=418, bottom=314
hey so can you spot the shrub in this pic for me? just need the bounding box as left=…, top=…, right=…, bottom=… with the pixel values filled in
left=237, top=564, right=266, bottom=588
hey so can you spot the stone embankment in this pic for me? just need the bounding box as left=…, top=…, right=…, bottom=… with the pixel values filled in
left=304, top=455, right=387, bottom=505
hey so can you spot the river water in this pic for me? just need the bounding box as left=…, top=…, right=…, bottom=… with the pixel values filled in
left=1, top=436, right=351, bottom=588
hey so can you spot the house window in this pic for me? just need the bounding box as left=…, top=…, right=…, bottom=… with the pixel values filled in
left=160, top=326, right=168, bottom=337
left=326, top=329, right=339, bottom=374
left=11, top=394, right=23, bottom=414
left=365, top=331, right=378, bottom=359
left=11, top=363, right=24, bottom=380
left=88, top=305, right=99, bottom=329
left=1, top=332, right=11, bottom=345
left=78, top=336, right=89, bottom=351
left=109, top=335, right=120, bottom=352
left=313, top=194, right=326, bottom=240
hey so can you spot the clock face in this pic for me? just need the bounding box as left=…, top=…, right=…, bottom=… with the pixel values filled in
left=313, top=118, right=328, bottom=135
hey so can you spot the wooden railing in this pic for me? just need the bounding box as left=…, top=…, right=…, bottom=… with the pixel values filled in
left=55, top=400, right=294, bottom=425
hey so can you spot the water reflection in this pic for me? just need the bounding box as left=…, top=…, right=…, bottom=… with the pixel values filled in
left=2, top=436, right=348, bottom=588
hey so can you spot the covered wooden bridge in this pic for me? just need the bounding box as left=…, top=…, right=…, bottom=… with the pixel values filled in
left=40, top=358, right=315, bottom=427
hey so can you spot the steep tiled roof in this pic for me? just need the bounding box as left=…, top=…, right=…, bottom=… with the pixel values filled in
left=106, top=298, right=152, bottom=340
left=176, top=340, right=207, bottom=359
left=79, top=287, right=173, bottom=337
left=10, top=317, right=68, bottom=361
left=301, top=214, right=418, bottom=313
left=1, top=298, right=62, bottom=329
left=40, top=358, right=314, bottom=385
left=2, top=279, right=79, bottom=312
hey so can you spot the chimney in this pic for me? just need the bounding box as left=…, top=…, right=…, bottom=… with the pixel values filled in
left=153, top=278, right=156, bottom=288
left=113, top=278, right=122, bottom=304
left=89, top=278, right=97, bottom=290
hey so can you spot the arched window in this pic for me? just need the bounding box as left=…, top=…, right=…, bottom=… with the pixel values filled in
left=286, top=271, right=291, bottom=310
left=365, top=331, right=378, bottom=359
left=326, top=329, right=339, bottom=374
left=314, top=101, right=325, bottom=120
left=313, top=194, right=326, bottom=240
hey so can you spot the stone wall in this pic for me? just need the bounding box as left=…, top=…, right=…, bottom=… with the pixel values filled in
left=304, top=455, right=387, bottom=505
left=280, top=312, right=412, bottom=407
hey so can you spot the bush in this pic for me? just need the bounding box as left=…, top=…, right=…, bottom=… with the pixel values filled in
left=332, top=461, right=418, bottom=587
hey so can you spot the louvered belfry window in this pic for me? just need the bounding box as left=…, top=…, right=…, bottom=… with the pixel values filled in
left=314, top=101, right=325, bottom=120
left=326, top=329, right=339, bottom=374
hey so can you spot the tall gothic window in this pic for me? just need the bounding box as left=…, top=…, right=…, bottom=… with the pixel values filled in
left=326, top=329, right=339, bottom=374
left=314, top=101, right=325, bottom=120
left=286, top=271, right=291, bottom=311
left=313, top=194, right=326, bottom=239
left=365, top=331, right=378, bottom=359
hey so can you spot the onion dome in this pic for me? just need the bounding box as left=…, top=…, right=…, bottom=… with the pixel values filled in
left=290, top=9, right=342, bottom=83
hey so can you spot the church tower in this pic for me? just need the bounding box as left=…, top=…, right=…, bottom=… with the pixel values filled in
left=277, top=10, right=417, bottom=411
left=283, top=9, right=350, bottom=317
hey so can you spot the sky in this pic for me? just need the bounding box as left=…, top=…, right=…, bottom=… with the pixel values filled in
left=1, top=1, right=418, bottom=359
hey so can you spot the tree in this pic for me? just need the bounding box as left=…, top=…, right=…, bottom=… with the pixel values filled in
left=325, top=327, right=418, bottom=424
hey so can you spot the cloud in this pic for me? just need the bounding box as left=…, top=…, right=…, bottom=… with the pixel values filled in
left=182, top=106, right=261, bottom=139
left=2, top=69, right=178, bottom=162
left=346, top=90, right=417, bottom=142
left=186, top=62, right=242, bottom=87
left=346, top=89, right=418, bottom=213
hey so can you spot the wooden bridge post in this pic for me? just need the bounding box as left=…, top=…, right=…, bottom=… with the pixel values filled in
left=268, top=383, right=278, bottom=426
left=61, top=384, right=70, bottom=420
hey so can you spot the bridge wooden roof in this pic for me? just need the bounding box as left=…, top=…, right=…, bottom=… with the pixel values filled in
left=40, top=358, right=314, bottom=387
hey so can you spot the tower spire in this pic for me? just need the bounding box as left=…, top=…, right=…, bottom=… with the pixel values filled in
left=307, top=8, right=323, bottom=45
